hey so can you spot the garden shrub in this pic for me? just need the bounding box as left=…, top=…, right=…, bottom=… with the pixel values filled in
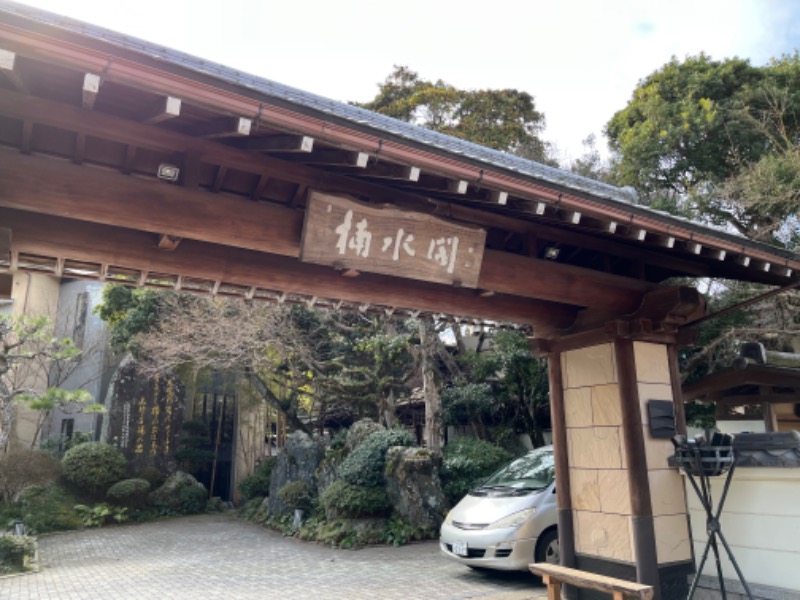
left=136, top=466, right=164, bottom=488
left=18, top=485, right=82, bottom=534
left=176, top=484, right=208, bottom=514
left=338, top=429, right=416, bottom=488
left=74, top=503, right=128, bottom=527
left=344, top=419, right=384, bottom=453
left=62, top=442, right=127, bottom=499
left=237, top=458, right=276, bottom=500
left=440, top=437, right=513, bottom=504
left=106, top=478, right=151, bottom=508
left=278, top=481, right=313, bottom=511
left=0, top=449, right=62, bottom=504
left=0, top=535, right=35, bottom=574
left=320, top=480, right=390, bottom=519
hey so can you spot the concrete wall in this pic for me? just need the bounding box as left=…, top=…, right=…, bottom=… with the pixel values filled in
left=6, top=272, right=61, bottom=449
left=562, top=342, right=691, bottom=568
left=41, top=280, right=115, bottom=444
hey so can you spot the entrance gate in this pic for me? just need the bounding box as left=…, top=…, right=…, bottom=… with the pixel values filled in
left=1, top=4, right=799, bottom=598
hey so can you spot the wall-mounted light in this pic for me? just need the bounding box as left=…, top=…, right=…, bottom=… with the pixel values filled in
left=544, top=246, right=560, bottom=260
left=157, top=163, right=180, bottom=182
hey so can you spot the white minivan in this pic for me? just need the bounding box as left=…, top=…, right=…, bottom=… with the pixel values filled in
left=440, top=445, right=558, bottom=571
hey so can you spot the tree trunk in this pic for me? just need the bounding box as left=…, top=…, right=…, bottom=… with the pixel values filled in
left=419, top=319, right=442, bottom=451
left=381, top=388, right=396, bottom=429
left=244, top=371, right=310, bottom=434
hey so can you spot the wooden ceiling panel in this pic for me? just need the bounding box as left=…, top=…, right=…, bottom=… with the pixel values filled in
left=83, top=136, right=129, bottom=168
left=30, top=122, right=74, bottom=158
left=0, top=114, right=21, bottom=146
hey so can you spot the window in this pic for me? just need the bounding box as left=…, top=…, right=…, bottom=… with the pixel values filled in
left=61, top=418, right=75, bottom=440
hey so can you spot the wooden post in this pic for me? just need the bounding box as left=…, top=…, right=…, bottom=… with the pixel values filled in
left=546, top=350, right=576, bottom=569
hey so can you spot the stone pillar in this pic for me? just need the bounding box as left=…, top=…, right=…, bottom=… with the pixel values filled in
left=552, top=340, right=693, bottom=600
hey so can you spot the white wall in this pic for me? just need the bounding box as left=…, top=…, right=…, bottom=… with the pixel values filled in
left=685, top=468, right=800, bottom=592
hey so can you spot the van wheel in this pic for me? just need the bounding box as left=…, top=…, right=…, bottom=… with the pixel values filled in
left=535, top=529, right=559, bottom=564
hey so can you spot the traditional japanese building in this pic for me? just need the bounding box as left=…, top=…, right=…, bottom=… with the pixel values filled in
left=1, top=2, right=799, bottom=597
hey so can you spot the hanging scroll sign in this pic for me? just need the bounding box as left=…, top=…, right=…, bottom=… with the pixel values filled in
left=300, top=191, right=486, bottom=288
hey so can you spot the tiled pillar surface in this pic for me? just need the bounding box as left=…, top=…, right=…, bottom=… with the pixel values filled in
left=561, top=342, right=691, bottom=568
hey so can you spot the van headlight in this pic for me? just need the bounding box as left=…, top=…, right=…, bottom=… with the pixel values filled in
left=485, top=508, right=536, bottom=530
left=443, top=510, right=454, bottom=525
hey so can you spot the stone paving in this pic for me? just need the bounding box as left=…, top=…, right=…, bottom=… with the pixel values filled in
left=2, top=513, right=546, bottom=600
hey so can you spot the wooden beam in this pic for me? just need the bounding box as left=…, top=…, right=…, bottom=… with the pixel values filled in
left=0, top=227, right=10, bottom=262
left=0, top=148, right=303, bottom=258
left=194, top=116, right=252, bottom=138
left=241, top=134, right=314, bottom=152
left=73, top=132, right=86, bottom=164
left=212, top=165, right=228, bottom=192
left=489, top=190, right=508, bottom=205
left=121, top=145, right=137, bottom=174
left=157, top=234, right=182, bottom=251
left=0, top=49, right=28, bottom=93
left=0, top=150, right=656, bottom=313
left=141, top=95, right=181, bottom=125
left=82, top=73, right=101, bottom=110
left=251, top=174, right=269, bottom=201
left=20, top=119, right=32, bottom=154
left=3, top=207, right=579, bottom=329
left=0, top=89, right=488, bottom=212
left=448, top=179, right=469, bottom=194
left=361, top=162, right=420, bottom=181
left=302, top=149, right=369, bottom=167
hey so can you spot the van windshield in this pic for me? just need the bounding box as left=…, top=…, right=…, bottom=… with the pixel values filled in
left=477, top=447, right=555, bottom=491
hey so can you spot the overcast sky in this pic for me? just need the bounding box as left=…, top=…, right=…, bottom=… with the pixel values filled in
left=10, top=0, right=800, bottom=164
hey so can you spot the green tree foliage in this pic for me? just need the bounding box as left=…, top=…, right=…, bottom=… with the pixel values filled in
left=1, top=314, right=99, bottom=451
left=447, top=329, right=550, bottom=446
left=95, top=285, right=170, bottom=353
left=606, top=54, right=764, bottom=198
left=440, top=437, right=512, bottom=504
left=606, top=53, right=800, bottom=245
left=358, top=66, right=552, bottom=162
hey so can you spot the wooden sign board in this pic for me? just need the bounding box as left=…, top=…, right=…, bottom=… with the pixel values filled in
left=301, top=191, right=486, bottom=288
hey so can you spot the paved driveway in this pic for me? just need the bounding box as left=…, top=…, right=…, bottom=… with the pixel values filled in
left=3, top=513, right=545, bottom=599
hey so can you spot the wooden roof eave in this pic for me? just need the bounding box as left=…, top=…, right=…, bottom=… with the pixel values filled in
left=1, top=15, right=798, bottom=280
left=682, top=363, right=800, bottom=402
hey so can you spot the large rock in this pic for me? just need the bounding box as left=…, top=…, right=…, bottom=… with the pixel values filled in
left=384, top=447, right=448, bottom=530
left=268, top=431, right=326, bottom=516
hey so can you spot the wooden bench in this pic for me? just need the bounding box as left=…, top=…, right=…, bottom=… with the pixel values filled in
left=530, top=563, right=654, bottom=600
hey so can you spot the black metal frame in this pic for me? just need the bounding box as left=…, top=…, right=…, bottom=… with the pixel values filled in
left=676, top=446, right=754, bottom=600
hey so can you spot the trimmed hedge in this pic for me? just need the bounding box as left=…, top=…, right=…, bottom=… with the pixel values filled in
left=62, top=442, right=127, bottom=499
left=106, top=478, right=151, bottom=508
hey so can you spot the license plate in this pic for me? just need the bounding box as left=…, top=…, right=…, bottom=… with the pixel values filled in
left=452, top=541, right=468, bottom=556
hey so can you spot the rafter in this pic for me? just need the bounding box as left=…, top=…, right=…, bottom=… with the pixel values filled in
left=0, top=49, right=28, bottom=93
left=360, top=162, right=420, bottom=181
left=241, top=134, right=314, bottom=152
left=82, top=73, right=101, bottom=110
left=140, top=95, right=182, bottom=125
left=194, top=116, right=252, bottom=138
